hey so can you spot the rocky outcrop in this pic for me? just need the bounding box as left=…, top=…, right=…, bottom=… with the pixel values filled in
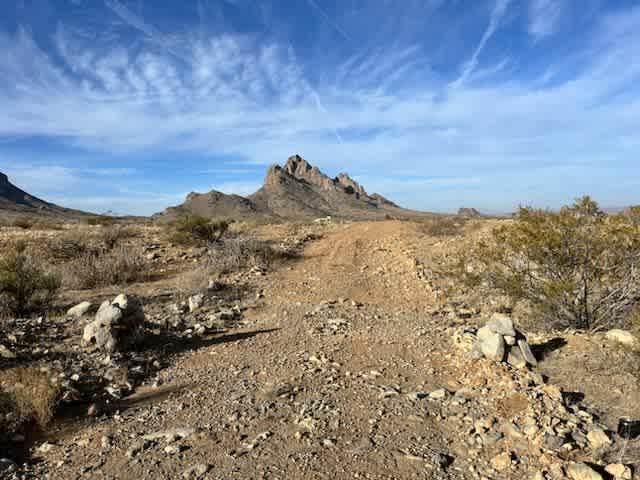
left=457, top=207, right=483, bottom=217
left=82, top=294, right=145, bottom=352
left=454, top=313, right=537, bottom=368
left=157, top=155, right=420, bottom=221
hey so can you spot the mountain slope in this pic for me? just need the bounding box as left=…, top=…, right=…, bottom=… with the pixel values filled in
left=0, top=172, right=90, bottom=218
left=156, top=155, right=418, bottom=221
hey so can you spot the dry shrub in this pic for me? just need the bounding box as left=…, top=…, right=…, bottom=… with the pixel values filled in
left=175, top=266, right=211, bottom=296
left=420, top=216, right=468, bottom=237
left=86, top=215, right=118, bottom=226
left=206, top=236, right=292, bottom=274
left=0, top=242, right=61, bottom=316
left=11, top=218, right=33, bottom=230
left=46, top=234, right=89, bottom=262
left=455, top=197, right=640, bottom=331
left=0, top=367, right=60, bottom=434
left=99, top=225, right=138, bottom=250
left=63, top=245, right=148, bottom=289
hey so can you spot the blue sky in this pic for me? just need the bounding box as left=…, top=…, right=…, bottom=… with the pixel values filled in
left=0, top=0, right=639, bottom=215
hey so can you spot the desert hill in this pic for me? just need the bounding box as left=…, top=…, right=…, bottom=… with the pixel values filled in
left=0, top=171, right=90, bottom=219
left=157, top=155, right=417, bottom=221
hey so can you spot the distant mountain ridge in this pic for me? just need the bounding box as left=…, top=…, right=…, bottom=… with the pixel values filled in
left=156, top=155, right=417, bottom=221
left=0, top=171, right=90, bottom=218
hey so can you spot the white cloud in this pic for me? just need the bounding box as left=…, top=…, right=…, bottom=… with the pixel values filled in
left=451, top=0, right=511, bottom=88
left=528, top=0, right=563, bottom=40
left=0, top=4, right=639, bottom=214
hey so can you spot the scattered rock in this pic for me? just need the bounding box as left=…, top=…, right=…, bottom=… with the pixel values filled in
left=605, top=329, right=638, bottom=348
left=82, top=294, right=144, bottom=352
left=467, top=316, right=537, bottom=367
left=142, top=427, right=196, bottom=442
left=566, top=463, right=603, bottom=480
left=477, top=326, right=505, bottom=361
left=429, top=388, right=448, bottom=400
left=507, top=346, right=527, bottom=368
left=188, top=294, right=204, bottom=313
left=491, top=451, right=512, bottom=471
left=67, top=301, right=93, bottom=319
left=586, top=428, right=611, bottom=450
left=486, top=313, right=517, bottom=336
left=0, top=458, right=17, bottom=475
left=0, top=344, right=16, bottom=359
left=605, top=464, right=632, bottom=479
left=182, top=464, right=211, bottom=479
left=518, top=338, right=538, bottom=366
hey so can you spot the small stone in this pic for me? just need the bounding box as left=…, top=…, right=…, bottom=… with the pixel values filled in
left=477, top=326, right=505, bottom=361
left=182, top=464, right=210, bottom=479
left=100, top=436, right=112, bottom=450
left=586, top=428, right=611, bottom=450
left=507, top=347, right=527, bottom=368
left=0, top=344, right=16, bottom=359
left=504, top=335, right=517, bottom=346
left=164, top=445, right=181, bottom=455
left=566, top=463, right=603, bottom=480
left=429, top=388, right=448, bottom=400
left=491, top=452, right=512, bottom=471
left=518, top=338, right=538, bottom=366
left=605, top=329, right=638, bottom=348
left=142, top=427, right=196, bottom=442
left=530, top=471, right=545, bottom=480
left=87, top=403, right=101, bottom=417
left=36, top=442, right=55, bottom=453
left=502, top=422, right=524, bottom=439
left=407, top=391, right=427, bottom=401
left=432, top=453, right=453, bottom=469
left=188, top=294, right=204, bottom=313
left=486, top=313, right=516, bottom=336
left=67, top=301, right=93, bottom=318
left=605, top=464, right=632, bottom=479
left=543, top=433, right=566, bottom=451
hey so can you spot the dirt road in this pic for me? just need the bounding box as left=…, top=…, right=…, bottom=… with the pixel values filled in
left=28, top=221, right=640, bottom=479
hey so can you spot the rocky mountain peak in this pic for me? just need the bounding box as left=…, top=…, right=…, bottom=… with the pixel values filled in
left=284, top=155, right=312, bottom=177
left=0, top=172, right=8, bottom=184
left=158, top=154, right=412, bottom=221
left=264, top=165, right=287, bottom=186
left=335, top=173, right=367, bottom=197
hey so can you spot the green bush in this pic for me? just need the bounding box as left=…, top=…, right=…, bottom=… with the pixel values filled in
left=168, top=215, right=229, bottom=246
left=457, top=197, right=640, bottom=330
left=0, top=242, right=61, bottom=316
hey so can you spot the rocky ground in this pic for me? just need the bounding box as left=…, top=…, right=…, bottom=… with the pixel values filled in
left=1, top=220, right=639, bottom=479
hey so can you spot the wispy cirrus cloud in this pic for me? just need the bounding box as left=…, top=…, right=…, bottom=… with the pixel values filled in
left=528, top=0, right=563, bottom=40
left=451, top=0, right=511, bottom=88
left=0, top=1, right=639, bottom=214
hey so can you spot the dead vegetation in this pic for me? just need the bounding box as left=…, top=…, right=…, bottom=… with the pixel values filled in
left=36, top=226, right=148, bottom=289
left=418, top=215, right=470, bottom=237
left=0, top=367, right=60, bottom=435
left=0, top=242, right=60, bottom=317
left=62, top=244, right=148, bottom=289
left=206, top=236, right=293, bottom=273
